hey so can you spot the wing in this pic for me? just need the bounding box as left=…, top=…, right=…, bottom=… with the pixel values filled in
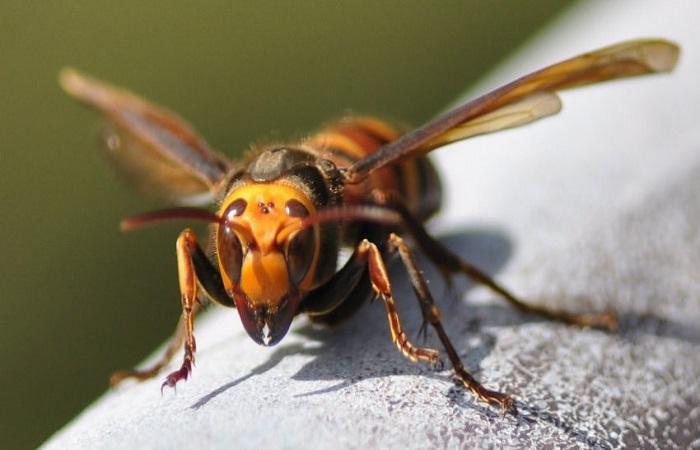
left=60, top=68, right=234, bottom=205
left=345, top=38, right=680, bottom=183
left=422, top=91, right=562, bottom=151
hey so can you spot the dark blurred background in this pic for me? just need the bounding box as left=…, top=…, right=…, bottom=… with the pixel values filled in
left=0, top=2, right=574, bottom=448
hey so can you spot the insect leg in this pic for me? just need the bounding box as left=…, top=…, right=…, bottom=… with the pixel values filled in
left=109, top=307, right=192, bottom=386
left=159, top=228, right=213, bottom=389
left=358, top=239, right=441, bottom=366
left=379, top=192, right=617, bottom=330
left=110, top=228, right=234, bottom=387
left=388, top=233, right=515, bottom=414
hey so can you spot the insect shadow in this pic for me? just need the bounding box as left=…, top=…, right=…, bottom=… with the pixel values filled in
left=191, top=225, right=698, bottom=413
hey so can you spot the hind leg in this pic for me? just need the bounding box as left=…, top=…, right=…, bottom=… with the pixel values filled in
left=387, top=233, right=515, bottom=413
left=376, top=191, right=617, bottom=330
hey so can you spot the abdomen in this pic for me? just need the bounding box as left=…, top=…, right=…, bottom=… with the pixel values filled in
left=305, top=117, right=442, bottom=221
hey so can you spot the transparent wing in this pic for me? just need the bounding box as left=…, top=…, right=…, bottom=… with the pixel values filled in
left=422, top=91, right=562, bottom=151
left=346, top=38, right=680, bottom=182
left=60, top=68, right=234, bottom=204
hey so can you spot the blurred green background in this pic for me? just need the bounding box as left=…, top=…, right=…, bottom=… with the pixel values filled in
left=0, top=1, right=574, bottom=448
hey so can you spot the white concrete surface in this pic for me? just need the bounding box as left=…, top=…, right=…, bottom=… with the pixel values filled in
left=43, top=1, right=700, bottom=448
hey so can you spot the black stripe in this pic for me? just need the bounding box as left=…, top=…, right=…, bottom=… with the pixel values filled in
left=414, top=157, right=442, bottom=220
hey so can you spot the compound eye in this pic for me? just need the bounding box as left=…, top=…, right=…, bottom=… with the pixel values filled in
left=283, top=198, right=314, bottom=285
left=285, top=227, right=315, bottom=286
left=218, top=223, right=243, bottom=287
left=218, top=198, right=247, bottom=288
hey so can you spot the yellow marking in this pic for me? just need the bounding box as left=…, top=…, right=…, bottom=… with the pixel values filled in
left=240, top=251, right=289, bottom=308
left=217, top=182, right=320, bottom=306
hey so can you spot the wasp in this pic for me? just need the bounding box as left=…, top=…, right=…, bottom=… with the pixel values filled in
left=60, top=39, right=678, bottom=414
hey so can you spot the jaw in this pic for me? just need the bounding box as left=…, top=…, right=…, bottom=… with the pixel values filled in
left=234, top=293, right=300, bottom=346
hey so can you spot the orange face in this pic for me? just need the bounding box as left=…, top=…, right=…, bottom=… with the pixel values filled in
left=216, top=181, right=319, bottom=345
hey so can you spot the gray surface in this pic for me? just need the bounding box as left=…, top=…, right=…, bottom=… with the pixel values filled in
left=43, top=1, right=700, bottom=449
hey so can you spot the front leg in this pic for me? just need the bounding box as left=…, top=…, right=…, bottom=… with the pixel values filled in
left=163, top=227, right=239, bottom=389
left=158, top=229, right=202, bottom=390
left=110, top=307, right=192, bottom=386
left=111, top=228, right=234, bottom=387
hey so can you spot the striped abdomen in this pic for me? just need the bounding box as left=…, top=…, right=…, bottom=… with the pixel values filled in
left=305, top=117, right=442, bottom=221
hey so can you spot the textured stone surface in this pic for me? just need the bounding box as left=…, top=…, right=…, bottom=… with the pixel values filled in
left=43, top=1, right=700, bottom=449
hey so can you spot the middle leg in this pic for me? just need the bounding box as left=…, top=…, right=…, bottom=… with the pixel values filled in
left=111, top=228, right=235, bottom=388
left=160, top=227, right=236, bottom=389
left=358, top=239, right=441, bottom=366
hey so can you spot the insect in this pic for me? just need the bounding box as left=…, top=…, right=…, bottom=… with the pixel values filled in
left=60, top=39, right=678, bottom=414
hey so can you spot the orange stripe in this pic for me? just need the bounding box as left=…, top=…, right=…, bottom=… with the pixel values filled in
left=306, top=132, right=367, bottom=159
left=307, top=117, right=439, bottom=217
left=346, top=117, right=402, bottom=142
